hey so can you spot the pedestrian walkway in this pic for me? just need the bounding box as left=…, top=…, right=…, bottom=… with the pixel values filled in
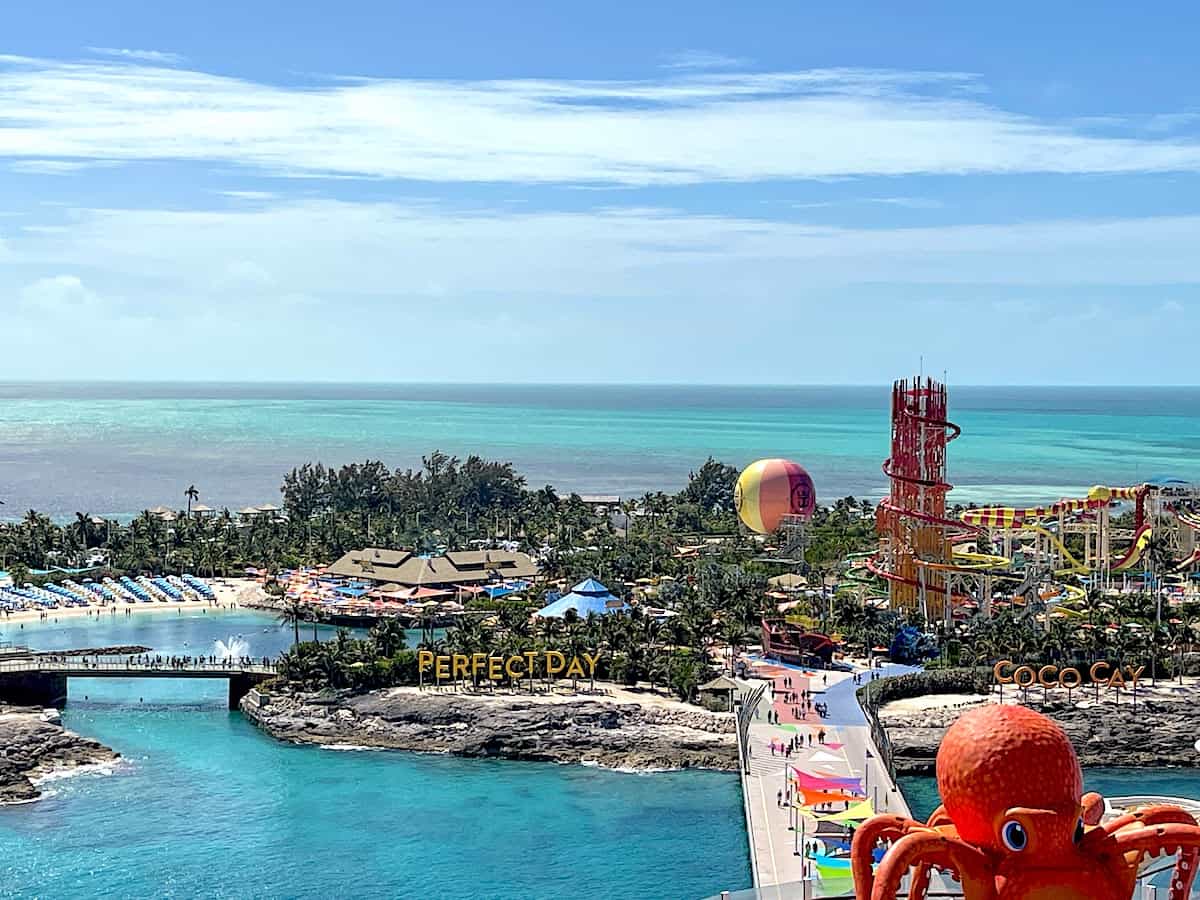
left=738, top=662, right=915, bottom=898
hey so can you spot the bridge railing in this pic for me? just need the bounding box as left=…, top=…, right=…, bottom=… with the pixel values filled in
left=0, top=659, right=276, bottom=675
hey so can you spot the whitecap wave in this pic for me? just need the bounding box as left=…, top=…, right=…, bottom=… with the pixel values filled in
left=30, top=758, right=125, bottom=786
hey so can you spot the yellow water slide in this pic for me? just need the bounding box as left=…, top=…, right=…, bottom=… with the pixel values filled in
left=960, top=484, right=1148, bottom=576
left=1112, top=524, right=1152, bottom=571
left=1028, top=525, right=1090, bottom=576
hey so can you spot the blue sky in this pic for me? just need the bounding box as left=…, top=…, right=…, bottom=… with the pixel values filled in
left=2, top=1, right=1199, bottom=384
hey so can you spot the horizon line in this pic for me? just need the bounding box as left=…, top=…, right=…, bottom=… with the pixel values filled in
left=1, top=379, right=1200, bottom=389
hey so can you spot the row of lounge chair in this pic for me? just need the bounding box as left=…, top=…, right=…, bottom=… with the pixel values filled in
left=0, top=574, right=216, bottom=613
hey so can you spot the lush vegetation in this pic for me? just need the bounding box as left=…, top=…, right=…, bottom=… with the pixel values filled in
left=0, top=453, right=760, bottom=579
left=275, top=561, right=776, bottom=702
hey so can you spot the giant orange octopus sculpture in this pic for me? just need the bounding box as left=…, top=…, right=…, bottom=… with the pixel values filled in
left=851, top=704, right=1200, bottom=900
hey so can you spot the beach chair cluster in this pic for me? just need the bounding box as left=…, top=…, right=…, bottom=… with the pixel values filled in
left=0, top=574, right=217, bottom=612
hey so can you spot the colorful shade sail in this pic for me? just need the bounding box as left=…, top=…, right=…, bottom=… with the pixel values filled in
left=792, top=768, right=864, bottom=794
left=796, top=788, right=863, bottom=807
left=817, top=799, right=875, bottom=823
left=735, top=458, right=816, bottom=533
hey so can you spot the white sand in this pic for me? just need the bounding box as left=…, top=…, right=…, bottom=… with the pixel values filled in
left=0, top=578, right=265, bottom=625
left=882, top=693, right=990, bottom=714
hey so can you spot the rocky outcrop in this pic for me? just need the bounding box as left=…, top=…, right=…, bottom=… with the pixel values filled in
left=242, top=688, right=738, bottom=771
left=35, top=646, right=152, bottom=657
left=0, top=706, right=119, bottom=803
left=880, top=697, right=1200, bottom=775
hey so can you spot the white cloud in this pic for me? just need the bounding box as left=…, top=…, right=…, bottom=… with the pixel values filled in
left=2, top=202, right=1199, bottom=383
left=660, top=50, right=750, bottom=70
left=1, top=56, right=1200, bottom=184
left=862, top=196, right=944, bottom=209
left=85, top=47, right=185, bottom=65
left=19, top=274, right=102, bottom=313
left=218, top=190, right=278, bottom=201
left=8, top=158, right=115, bottom=175
left=6, top=201, right=1200, bottom=302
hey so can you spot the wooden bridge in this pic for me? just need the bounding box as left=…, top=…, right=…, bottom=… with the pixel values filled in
left=0, top=657, right=277, bottom=709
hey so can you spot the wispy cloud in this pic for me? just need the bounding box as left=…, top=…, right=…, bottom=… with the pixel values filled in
left=85, top=47, right=185, bottom=65
left=660, top=50, right=750, bottom=70
left=218, top=189, right=278, bottom=201
left=862, top=196, right=944, bottom=209
left=2, top=55, right=1200, bottom=185
left=8, top=200, right=1200, bottom=298
left=3, top=200, right=1198, bottom=383
left=9, top=158, right=115, bottom=175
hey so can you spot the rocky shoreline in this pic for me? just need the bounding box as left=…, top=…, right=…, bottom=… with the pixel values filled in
left=241, top=687, right=739, bottom=771
left=881, top=695, right=1200, bottom=775
left=0, top=706, right=120, bottom=803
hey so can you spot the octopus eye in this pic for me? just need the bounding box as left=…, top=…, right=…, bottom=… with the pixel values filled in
left=1074, top=818, right=1085, bottom=843
left=1001, top=820, right=1028, bottom=852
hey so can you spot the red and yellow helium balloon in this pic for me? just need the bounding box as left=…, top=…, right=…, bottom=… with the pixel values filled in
left=735, top=458, right=816, bottom=534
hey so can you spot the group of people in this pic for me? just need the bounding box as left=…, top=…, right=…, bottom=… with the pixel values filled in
left=768, top=729, right=829, bottom=759
left=121, top=653, right=271, bottom=669
left=38, top=653, right=272, bottom=670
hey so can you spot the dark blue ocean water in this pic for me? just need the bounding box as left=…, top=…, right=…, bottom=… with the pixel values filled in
left=0, top=611, right=750, bottom=899
left=1, top=382, right=1198, bottom=518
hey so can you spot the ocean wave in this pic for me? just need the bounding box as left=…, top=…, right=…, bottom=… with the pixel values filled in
left=579, top=758, right=677, bottom=774
left=318, top=743, right=385, bottom=752
left=30, top=758, right=126, bottom=787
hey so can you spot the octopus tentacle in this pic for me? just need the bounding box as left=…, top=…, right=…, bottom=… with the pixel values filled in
left=1103, top=804, right=1199, bottom=835
left=905, top=862, right=932, bottom=900
left=1108, top=823, right=1200, bottom=900
left=849, top=816, right=931, bottom=900
left=925, top=804, right=952, bottom=828
left=868, top=831, right=996, bottom=900
left=1081, top=791, right=1105, bottom=825
left=1172, top=847, right=1200, bottom=900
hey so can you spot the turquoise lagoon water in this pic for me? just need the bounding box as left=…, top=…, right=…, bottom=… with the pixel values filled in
left=2, top=383, right=1200, bottom=518
left=900, top=769, right=1200, bottom=823
left=0, top=611, right=750, bottom=899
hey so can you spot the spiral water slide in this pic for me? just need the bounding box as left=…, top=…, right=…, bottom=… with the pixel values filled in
left=960, top=485, right=1151, bottom=574
left=871, top=385, right=1008, bottom=602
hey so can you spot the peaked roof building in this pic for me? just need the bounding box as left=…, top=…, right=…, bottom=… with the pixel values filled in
left=535, top=578, right=629, bottom=618
left=325, top=547, right=539, bottom=587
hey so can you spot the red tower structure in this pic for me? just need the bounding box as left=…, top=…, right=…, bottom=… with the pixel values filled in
left=872, top=376, right=961, bottom=621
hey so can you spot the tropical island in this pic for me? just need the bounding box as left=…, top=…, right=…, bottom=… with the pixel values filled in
left=2, top=442, right=1200, bottom=779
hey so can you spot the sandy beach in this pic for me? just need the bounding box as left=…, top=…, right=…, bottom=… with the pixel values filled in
left=0, top=578, right=265, bottom=626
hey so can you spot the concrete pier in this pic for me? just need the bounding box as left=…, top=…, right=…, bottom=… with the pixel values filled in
left=736, top=665, right=912, bottom=899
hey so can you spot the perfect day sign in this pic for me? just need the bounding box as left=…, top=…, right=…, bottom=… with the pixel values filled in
left=418, top=650, right=601, bottom=681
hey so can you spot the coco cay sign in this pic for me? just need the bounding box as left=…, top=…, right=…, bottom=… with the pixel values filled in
left=993, top=659, right=1145, bottom=690
left=418, top=650, right=600, bottom=681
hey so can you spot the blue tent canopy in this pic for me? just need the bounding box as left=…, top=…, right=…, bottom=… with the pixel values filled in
left=535, top=578, right=629, bottom=618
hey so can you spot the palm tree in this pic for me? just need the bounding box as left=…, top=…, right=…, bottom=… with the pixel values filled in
left=370, top=617, right=409, bottom=658
left=277, top=595, right=306, bottom=647
left=185, top=485, right=200, bottom=516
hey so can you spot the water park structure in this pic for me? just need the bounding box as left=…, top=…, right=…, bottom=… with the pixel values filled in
left=867, top=375, right=1200, bottom=622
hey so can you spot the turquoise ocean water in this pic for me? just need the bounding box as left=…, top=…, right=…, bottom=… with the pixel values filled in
left=0, top=612, right=749, bottom=899
left=901, top=769, right=1200, bottom=823
left=2, top=383, right=1200, bottom=518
